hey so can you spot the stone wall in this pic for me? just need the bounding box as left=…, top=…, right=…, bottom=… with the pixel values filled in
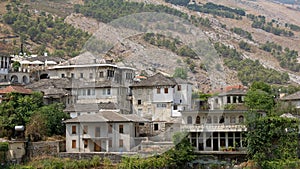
left=58, top=152, right=136, bottom=163
left=27, top=141, right=65, bottom=159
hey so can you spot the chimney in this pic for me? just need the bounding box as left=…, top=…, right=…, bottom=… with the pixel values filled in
left=20, top=43, right=24, bottom=55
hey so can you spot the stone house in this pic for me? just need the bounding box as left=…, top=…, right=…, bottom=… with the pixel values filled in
left=64, top=111, right=148, bottom=153
left=130, top=73, right=192, bottom=138
left=181, top=87, right=249, bottom=153
left=281, top=91, right=300, bottom=109
left=27, top=52, right=135, bottom=116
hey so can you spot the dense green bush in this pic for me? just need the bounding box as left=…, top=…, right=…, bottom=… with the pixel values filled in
left=246, top=116, right=299, bottom=168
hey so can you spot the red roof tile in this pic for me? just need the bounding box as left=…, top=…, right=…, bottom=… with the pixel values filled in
left=0, top=86, right=32, bottom=95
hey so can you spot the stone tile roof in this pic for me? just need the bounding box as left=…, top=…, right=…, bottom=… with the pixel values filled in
left=26, top=78, right=71, bottom=90
left=58, top=52, right=108, bottom=66
left=219, top=88, right=247, bottom=96
left=65, top=111, right=149, bottom=123
left=174, top=78, right=192, bottom=84
left=26, top=79, right=71, bottom=96
left=0, top=85, right=32, bottom=94
left=131, top=73, right=176, bottom=88
left=281, top=91, right=300, bottom=101
left=26, top=56, right=65, bottom=63
left=64, top=102, right=118, bottom=112
left=64, top=113, right=108, bottom=123
left=70, top=79, right=120, bottom=88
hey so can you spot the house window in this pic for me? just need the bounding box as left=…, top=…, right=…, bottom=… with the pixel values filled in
left=173, top=105, right=178, bottom=110
left=119, top=124, right=124, bottom=134
left=84, top=139, right=88, bottom=148
left=177, top=85, right=181, bottom=91
left=207, top=116, right=212, bottom=124
left=230, top=116, right=236, bottom=123
left=238, top=96, right=243, bottom=103
left=119, top=139, right=123, bottom=148
left=196, top=116, right=201, bottom=124
left=157, top=88, right=161, bottom=94
left=108, top=124, right=112, bottom=134
left=94, top=141, right=101, bottom=152
left=154, top=124, right=159, bottom=131
left=164, top=88, right=168, bottom=94
left=89, top=73, right=93, bottom=79
left=103, top=88, right=111, bottom=95
left=87, top=89, right=91, bottom=95
left=61, top=74, right=65, bottom=78
left=95, top=127, right=100, bottom=137
left=138, top=109, right=142, bottom=116
left=227, top=96, right=231, bottom=103
left=107, top=70, right=114, bottom=77
left=72, top=140, right=76, bottom=149
left=239, top=115, right=244, bottom=123
left=219, top=116, right=225, bottom=123
left=233, top=96, right=237, bottom=103
left=157, top=103, right=167, bottom=108
left=71, top=73, right=74, bottom=78
left=138, top=99, right=142, bottom=105
left=109, top=139, right=112, bottom=148
left=80, top=73, right=84, bottom=78
left=72, top=126, right=76, bottom=134
left=187, top=116, right=193, bottom=124
left=83, top=126, right=88, bottom=134
left=126, top=73, right=132, bottom=79
left=213, top=116, right=218, bottom=123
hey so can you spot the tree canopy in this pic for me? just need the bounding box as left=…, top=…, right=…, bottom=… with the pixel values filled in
left=0, top=92, right=69, bottom=140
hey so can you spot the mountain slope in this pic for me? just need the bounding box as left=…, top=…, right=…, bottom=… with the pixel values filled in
left=1, top=0, right=300, bottom=92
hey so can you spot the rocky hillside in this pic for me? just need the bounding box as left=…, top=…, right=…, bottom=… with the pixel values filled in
left=1, top=0, right=300, bottom=92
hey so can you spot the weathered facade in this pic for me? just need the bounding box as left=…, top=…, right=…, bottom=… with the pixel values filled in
left=130, top=73, right=192, bottom=137
left=64, top=111, right=148, bottom=153
left=47, top=52, right=135, bottom=116
left=181, top=87, right=248, bottom=153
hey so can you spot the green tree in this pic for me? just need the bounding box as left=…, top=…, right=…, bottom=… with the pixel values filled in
left=244, top=82, right=274, bottom=113
left=0, top=92, right=43, bottom=138
left=173, top=67, right=188, bottom=79
left=246, top=116, right=299, bottom=168
left=165, top=132, right=196, bottom=167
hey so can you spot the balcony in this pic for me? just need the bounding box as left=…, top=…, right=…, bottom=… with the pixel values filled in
left=181, top=124, right=246, bottom=132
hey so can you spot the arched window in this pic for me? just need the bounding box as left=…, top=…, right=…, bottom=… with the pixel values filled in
left=239, top=115, right=244, bottom=123
left=196, top=116, right=201, bottom=124
left=22, top=75, right=28, bottom=84
left=207, top=116, right=212, bottom=124
left=219, top=116, right=225, bottom=123
left=230, top=116, right=236, bottom=123
left=187, top=116, right=193, bottom=124
left=213, top=116, right=218, bottom=123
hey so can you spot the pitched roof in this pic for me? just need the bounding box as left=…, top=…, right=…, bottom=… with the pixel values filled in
left=64, top=102, right=118, bottom=112
left=218, top=88, right=247, bottom=96
left=0, top=85, right=32, bottom=95
left=26, top=78, right=71, bottom=90
left=64, top=111, right=149, bottom=123
left=281, top=91, right=300, bottom=101
left=64, top=113, right=108, bottom=123
left=131, top=73, right=176, bottom=88
left=26, top=79, right=71, bottom=96
left=174, top=78, right=192, bottom=84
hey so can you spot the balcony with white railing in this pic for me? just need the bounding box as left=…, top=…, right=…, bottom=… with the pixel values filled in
left=181, top=124, right=246, bottom=132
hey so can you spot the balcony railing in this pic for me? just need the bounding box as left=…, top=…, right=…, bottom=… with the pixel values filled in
left=181, top=124, right=246, bottom=132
